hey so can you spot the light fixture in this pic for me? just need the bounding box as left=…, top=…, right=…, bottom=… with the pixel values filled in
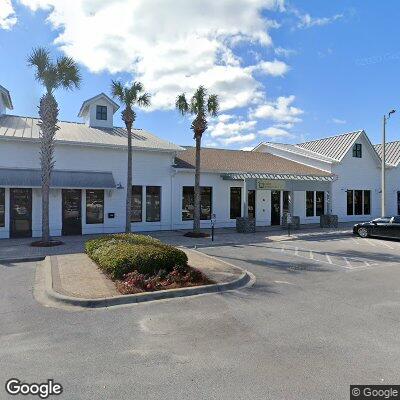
left=116, top=183, right=124, bottom=189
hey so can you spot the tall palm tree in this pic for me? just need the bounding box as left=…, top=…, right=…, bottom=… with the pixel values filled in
left=176, top=86, right=219, bottom=235
left=111, top=81, right=151, bottom=233
left=28, top=47, right=81, bottom=244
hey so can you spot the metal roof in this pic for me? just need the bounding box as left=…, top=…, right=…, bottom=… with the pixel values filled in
left=297, top=130, right=364, bottom=161
left=0, top=168, right=116, bottom=189
left=374, top=141, right=400, bottom=166
left=259, top=142, right=336, bottom=163
left=221, top=172, right=336, bottom=181
left=0, top=114, right=182, bottom=152
left=77, top=93, right=119, bottom=117
left=0, top=85, right=13, bottom=110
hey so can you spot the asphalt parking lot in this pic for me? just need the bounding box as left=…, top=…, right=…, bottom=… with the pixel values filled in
left=1, top=231, right=400, bottom=399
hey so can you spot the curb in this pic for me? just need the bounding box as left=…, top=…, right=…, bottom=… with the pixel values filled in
left=0, top=256, right=45, bottom=263
left=42, top=255, right=255, bottom=309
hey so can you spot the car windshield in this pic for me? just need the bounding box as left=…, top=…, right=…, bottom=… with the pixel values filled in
left=372, top=218, right=391, bottom=223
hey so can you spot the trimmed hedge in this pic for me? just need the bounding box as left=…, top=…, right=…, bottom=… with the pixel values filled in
left=85, top=234, right=188, bottom=279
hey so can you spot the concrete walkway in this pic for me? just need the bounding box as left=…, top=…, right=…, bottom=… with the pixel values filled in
left=47, top=248, right=247, bottom=300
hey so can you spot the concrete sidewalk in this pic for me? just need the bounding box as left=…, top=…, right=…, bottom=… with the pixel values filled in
left=46, top=248, right=248, bottom=300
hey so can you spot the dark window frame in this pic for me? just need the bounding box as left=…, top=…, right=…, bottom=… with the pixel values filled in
left=306, top=191, right=314, bottom=217
left=363, top=190, right=371, bottom=215
left=347, top=189, right=371, bottom=216
left=146, top=186, right=161, bottom=222
left=86, top=189, right=104, bottom=225
left=182, top=186, right=213, bottom=221
left=347, top=190, right=354, bottom=215
left=96, top=105, right=107, bottom=121
left=397, top=191, right=400, bottom=216
left=0, top=188, right=5, bottom=227
left=131, top=185, right=143, bottom=222
left=316, top=191, right=325, bottom=216
left=352, top=143, right=362, bottom=158
left=230, top=187, right=242, bottom=219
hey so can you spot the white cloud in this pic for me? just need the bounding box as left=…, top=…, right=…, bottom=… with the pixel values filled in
left=241, top=146, right=254, bottom=151
left=223, top=133, right=256, bottom=144
left=332, top=118, right=346, bottom=124
left=250, top=95, right=303, bottom=123
left=297, top=13, right=343, bottom=29
left=0, top=0, right=17, bottom=29
left=259, top=126, right=294, bottom=139
left=209, top=117, right=257, bottom=138
left=274, top=47, right=296, bottom=57
left=19, top=0, right=286, bottom=111
left=254, top=59, right=290, bottom=77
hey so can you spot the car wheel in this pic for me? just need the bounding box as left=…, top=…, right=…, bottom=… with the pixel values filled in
left=358, top=227, right=369, bottom=238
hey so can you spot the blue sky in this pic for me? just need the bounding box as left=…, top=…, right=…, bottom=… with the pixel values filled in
left=1, top=0, right=399, bottom=148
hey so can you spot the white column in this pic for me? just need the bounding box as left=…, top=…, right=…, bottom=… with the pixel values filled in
left=243, top=179, right=248, bottom=218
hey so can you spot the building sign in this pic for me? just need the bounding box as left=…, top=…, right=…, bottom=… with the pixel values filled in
left=257, top=179, right=286, bottom=190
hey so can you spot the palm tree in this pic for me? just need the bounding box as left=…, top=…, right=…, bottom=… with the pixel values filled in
left=176, top=86, right=219, bottom=235
left=28, top=47, right=81, bottom=244
left=111, top=81, right=151, bottom=233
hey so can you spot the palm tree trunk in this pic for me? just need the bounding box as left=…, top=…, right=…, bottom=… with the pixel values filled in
left=126, top=126, right=132, bottom=233
left=38, top=92, right=58, bottom=243
left=193, top=134, right=202, bottom=233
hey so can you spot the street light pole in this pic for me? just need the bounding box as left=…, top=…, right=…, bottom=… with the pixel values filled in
left=381, top=115, right=386, bottom=217
left=381, top=109, right=396, bottom=217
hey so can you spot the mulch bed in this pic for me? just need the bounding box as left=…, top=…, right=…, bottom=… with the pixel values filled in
left=183, top=232, right=210, bottom=238
left=31, top=240, right=64, bottom=247
left=115, top=265, right=214, bottom=295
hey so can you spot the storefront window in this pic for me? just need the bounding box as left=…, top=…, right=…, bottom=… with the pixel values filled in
left=306, top=191, right=314, bottom=217
left=347, top=190, right=354, bottom=215
left=316, top=191, right=325, bottom=216
left=182, top=186, right=212, bottom=221
left=146, top=186, right=161, bottom=222
left=0, top=188, right=4, bottom=227
left=230, top=187, right=242, bottom=219
left=283, top=191, right=290, bottom=214
left=363, top=190, right=371, bottom=215
left=86, top=190, right=104, bottom=224
left=131, top=186, right=142, bottom=222
left=354, top=190, right=363, bottom=215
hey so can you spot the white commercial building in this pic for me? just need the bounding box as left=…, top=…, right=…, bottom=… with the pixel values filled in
left=0, top=85, right=398, bottom=239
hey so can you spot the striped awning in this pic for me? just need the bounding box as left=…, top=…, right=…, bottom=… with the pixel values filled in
left=221, top=172, right=337, bottom=181
left=0, top=168, right=117, bottom=189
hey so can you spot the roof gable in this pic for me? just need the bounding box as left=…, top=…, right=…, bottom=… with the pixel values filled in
left=78, top=93, right=119, bottom=117
left=0, top=85, right=13, bottom=110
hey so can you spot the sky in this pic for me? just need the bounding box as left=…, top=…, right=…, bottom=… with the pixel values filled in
left=1, top=0, right=399, bottom=150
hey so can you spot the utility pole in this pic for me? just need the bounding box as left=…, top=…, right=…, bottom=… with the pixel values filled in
left=381, top=110, right=396, bottom=217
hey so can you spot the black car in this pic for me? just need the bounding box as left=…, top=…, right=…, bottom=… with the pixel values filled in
left=353, top=216, right=400, bottom=239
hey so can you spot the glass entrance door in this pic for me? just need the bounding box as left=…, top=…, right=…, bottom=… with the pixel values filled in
left=271, top=190, right=281, bottom=226
left=62, top=189, right=82, bottom=236
left=248, top=190, right=256, bottom=219
left=10, top=188, right=32, bottom=238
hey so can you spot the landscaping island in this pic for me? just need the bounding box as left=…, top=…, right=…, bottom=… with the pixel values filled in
left=85, top=234, right=213, bottom=294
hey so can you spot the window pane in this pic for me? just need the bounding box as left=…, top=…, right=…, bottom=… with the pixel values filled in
left=0, top=188, right=4, bottom=227
left=86, top=190, right=104, bottom=224
left=96, top=105, right=107, bottom=120
left=230, top=187, right=242, bottom=219
left=353, top=143, right=362, bottom=158
left=363, top=190, right=371, bottom=215
left=182, top=186, right=194, bottom=221
left=182, top=186, right=212, bottom=221
left=200, top=187, right=212, bottom=220
left=347, top=190, right=354, bottom=215
left=306, top=191, right=314, bottom=217
left=146, top=186, right=161, bottom=222
left=131, top=186, right=142, bottom=222
left=316, top=191, right=325, bottom=216
left=283, top=191, right=290, bottom=214
left=354, top=190, right=363, bottom=215
left=398, top=191, right=400, bottom=215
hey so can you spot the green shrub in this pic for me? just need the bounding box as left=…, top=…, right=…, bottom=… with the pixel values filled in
left=85, top=234, right=188, bottom=279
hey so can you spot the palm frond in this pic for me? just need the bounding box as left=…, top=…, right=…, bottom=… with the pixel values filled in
left=111, top=80, right=125, bottom=102
left=27, top=47, right=51, bottom=84
left=190, top=85, right=207, bottom=114
left=137, top=92, right=151, bottom=108
left=41, top=65, right=59, bottom=93
left=56, top=56, right=81, bottom=90
left=176, top=93, right=189, bottom=115
left=207, top=94, right=219, bottom=117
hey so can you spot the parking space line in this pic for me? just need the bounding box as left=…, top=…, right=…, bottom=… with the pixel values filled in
left=343, top=257, right=352, bottom=269
left=295, top=247, right=299, bottom=256
left=375, top=240, right=395, bottom=250
left=363, top=239, right=377, bottom=247
left=326, top=254, right=333, bottom=264
left=309, top=251, right=314, bottom=260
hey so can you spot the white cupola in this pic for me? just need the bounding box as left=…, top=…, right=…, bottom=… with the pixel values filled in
left=0, top=84, right=13, bottom=115
left=78, top=93, right=119, bottom=128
